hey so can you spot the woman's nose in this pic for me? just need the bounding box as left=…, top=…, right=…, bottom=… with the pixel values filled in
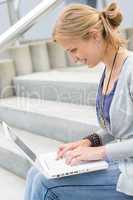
left=74, top=57, right=79, bottom=63
left=70, top=54, right=79, bottom=63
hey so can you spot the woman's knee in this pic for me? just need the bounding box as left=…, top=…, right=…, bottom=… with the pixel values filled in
left=33, top=173, right=49, bottom=188
left=26, top=166, right=39, bottom=181
left=31, top=173, right=49, bottom=198
left=26, top=166, right=52, bottom=191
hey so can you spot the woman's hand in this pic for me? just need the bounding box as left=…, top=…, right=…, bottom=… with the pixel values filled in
left=64, top=146, right=106, bottom=166
left=56, top=139, right=91, bottom=160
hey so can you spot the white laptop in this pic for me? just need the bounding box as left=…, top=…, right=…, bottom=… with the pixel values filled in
left=1, top=121, right=109, bottom=179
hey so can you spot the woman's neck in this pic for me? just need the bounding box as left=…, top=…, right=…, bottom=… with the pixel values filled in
left=102, top=45, right=128, bottom=77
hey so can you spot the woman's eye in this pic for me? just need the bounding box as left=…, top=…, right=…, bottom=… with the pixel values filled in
left=71, top=48, right=77, bottom=53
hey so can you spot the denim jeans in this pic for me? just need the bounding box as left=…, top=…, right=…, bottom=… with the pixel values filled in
left=24, top=161, right=133, bottom=200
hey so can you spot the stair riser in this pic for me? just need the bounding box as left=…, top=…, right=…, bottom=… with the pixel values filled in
left=47, top=42, right=68, bottom=68
left=0, top=107, right=98, bottom=142
left=126, top=28, right=133, bottom=51
left=9, top=45, right=33, bottom=76
left=0, top=50, right=11, bottom=60
left=29, top=42, right=51, bottom=72
left=0, top=147, right=31, bottom=179
left=0, top=60, right=16, bottom=98
left=14, top=81, right=98, bottom=106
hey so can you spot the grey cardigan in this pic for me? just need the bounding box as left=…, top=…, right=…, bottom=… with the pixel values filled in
left=96, top=51, right=133, bottom=196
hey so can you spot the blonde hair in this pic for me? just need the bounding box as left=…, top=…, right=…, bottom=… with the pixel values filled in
left=53, top=2, right=126, bottom=49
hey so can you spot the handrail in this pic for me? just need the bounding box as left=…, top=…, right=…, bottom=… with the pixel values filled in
left=0, top=0, right=61, bottom=53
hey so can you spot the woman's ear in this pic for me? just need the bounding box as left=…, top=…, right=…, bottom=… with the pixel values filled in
left=89, top=29, right=102, bottom=43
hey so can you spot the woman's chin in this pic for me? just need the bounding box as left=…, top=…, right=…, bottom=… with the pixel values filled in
left=87, top=60, right=101, bottom=68
left=87, top=64, right=96, bottom=69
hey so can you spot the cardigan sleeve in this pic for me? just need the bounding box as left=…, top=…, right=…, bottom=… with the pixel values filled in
left=82, top=127, right=114, bottom=145
left=105, top=138, right=133, bottom=160
left=94, top=127, right=114, bottom=145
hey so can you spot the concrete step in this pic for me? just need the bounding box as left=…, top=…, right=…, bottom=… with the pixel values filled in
left=29, top=41, right=51, bottom=72
left=0, top=96, right=98, bottom=142
left=9, top=44, right=33, bottom=76
left=47, top=41, right=68, bottom=69
left=29, top=40, right=79, bottom=70
left=0, top=125, right=62, bottom=178
left=0, top=167, right=25, bottom=200
left=0, top=59, right=16, bottom=98
left=125, top=27, right=133, bottom=51
left=0, top=49, right=11, bottom=60
left=14, top=65, right=104, bottom=106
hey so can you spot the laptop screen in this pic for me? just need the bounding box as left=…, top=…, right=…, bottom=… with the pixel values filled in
left=14, top=134, right=37, bottom=162
left=3, top=122, right=37, bottom=162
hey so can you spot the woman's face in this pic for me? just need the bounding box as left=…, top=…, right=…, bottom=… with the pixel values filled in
left=59, top=32, right=106, bottom=68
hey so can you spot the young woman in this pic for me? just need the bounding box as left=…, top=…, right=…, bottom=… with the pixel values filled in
left=24, top=2, right=133, bottom=200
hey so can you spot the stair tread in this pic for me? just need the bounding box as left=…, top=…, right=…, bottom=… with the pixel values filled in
left=0, top=167, right=25, bottom=200
left=13, top=65, right=104, bottom=83
left=0, top=59, right=13, bottom=63
left=0, top=97, right=98, bottom=125
left=0, top=124, right=62, bottom=157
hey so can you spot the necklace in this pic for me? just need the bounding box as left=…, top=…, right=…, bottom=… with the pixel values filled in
left=99, top=47, right=119, bottom=130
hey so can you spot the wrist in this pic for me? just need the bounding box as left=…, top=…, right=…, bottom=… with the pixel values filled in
left=83, top=133, right=102, bottom=147
left=82, top=139, right=92, bottom=146
left=97, top=146, right=107, bottom=160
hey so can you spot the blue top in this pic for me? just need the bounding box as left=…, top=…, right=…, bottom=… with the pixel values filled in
left=96, top=68, right=118, bottom=130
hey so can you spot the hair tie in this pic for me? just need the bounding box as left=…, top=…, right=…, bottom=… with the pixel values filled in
left=99, top=10, right=107, bottom=19
left=100, top=6, right=121, bottom=20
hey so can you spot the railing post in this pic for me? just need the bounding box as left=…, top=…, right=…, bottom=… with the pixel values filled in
left=6, top=0, right=20, bottom=25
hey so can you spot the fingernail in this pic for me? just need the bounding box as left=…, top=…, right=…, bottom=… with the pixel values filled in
left=56, top=155, right=60, bottom=160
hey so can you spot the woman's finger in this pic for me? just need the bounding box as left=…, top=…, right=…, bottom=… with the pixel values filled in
left=65, top=151, right=73, bottom=164
left=70, top=157, right=81, bottom=166
left=59, top=143, right=79, bottom=158
left=65, top=150, right=81, bottom=164
left=57, top=144, right=68, bottom=155
left=56, top=146, right=72, bottom=160
left=57, top=146, right=72, bottom=159
left=57, top=144, right=67, bottom=152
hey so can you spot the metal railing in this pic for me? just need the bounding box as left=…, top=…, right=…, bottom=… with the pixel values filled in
left=0, top=0, right=21, bottom=24
left=0, top=0, right=61, bottom=53
left=6, top=0, right=21, bottom=25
